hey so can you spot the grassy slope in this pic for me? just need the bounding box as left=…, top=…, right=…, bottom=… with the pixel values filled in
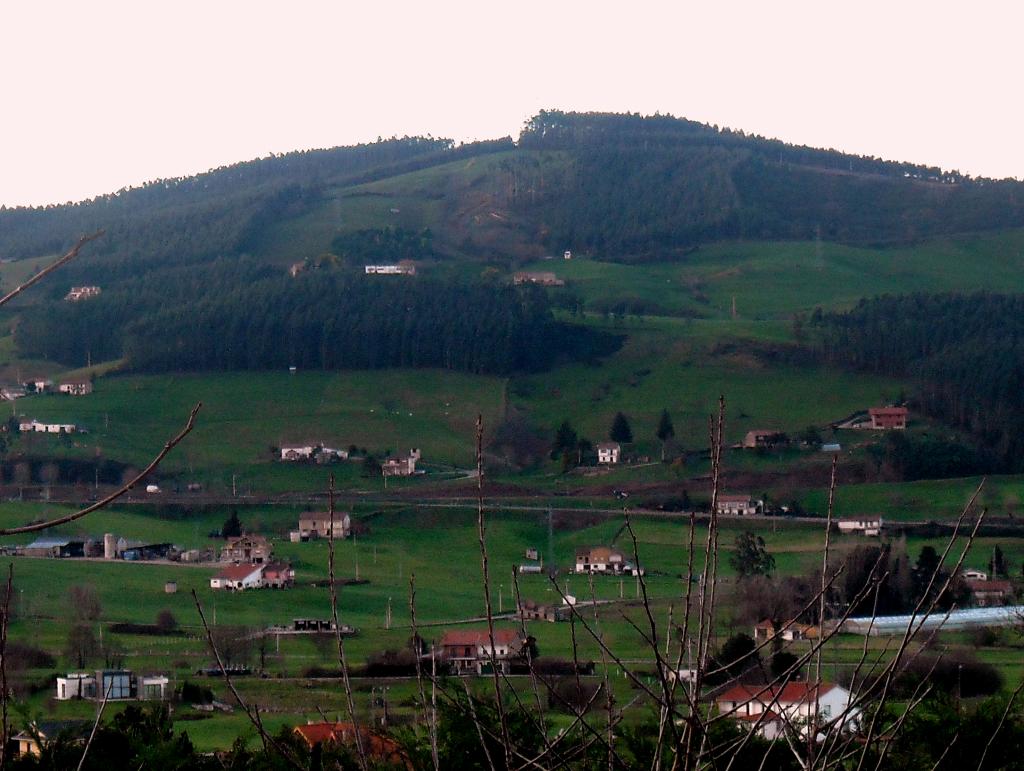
left=13, top=370, right=506, bottom=490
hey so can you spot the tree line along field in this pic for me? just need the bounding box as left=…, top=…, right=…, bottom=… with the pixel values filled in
left=6, top=309, right=903, bottom=490
left=3, top=501, right=1024, bottom=750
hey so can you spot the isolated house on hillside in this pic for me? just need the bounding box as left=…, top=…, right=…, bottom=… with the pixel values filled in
left=574, top=546, right=642, bottom=575
left=513, top=271, right=564, bottom=287
left=742, top=430, right=785, bottom=449
left=364, top=261, right=416, bottom=276
left=438, top=628, right=526, bottom=674
left=280, top=443, right=317, bottom=461
left=64, top=286, right=101, bottom=302
left=220, top=535, right=272, bottom=564
left=836, top=516, right=883, bottom=536
left=716, top=682, right=857, bottom=739
left=716, top=495, right=762, bottom=516
left=868, top=407, right=908, bottom=430
left=291, top=513, right=351, bottom=542
left=596, top=442, right=621, bottom=464
left=382, top=448, right=421, bottom=477
left=59, top=380, right=93, bottom=396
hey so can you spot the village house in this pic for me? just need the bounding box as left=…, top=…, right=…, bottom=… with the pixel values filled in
left=438, top=628, right=526, bottom=675
left=210, top=563, right=265, bottom=590
left=18, top=419, right=78, bottom=434
left=11, top=721, right=90, bottom=758
left=289, top=261, right=305, bottom=277
left=220, top=534, right=272, bottom=564
left=58, top=380, right=93, bottom=396
left=292, top=618, right=338, bottom=632
left=55, top=670, right=169, bottom=702
left=965, top=578, right=1013, bottom=607
left=512, top=271, right=565, bottom=286
left=596, top=441, right=621, bottom=464
left=716, top=495, right=762, bottom=516
left=868, top=406, right=908, bottom=430
left=574, top=546, right=642, bottom=576
left=382, top=448, right=421, bottom=477
left=293, top=722, right=410, bottom=768
left=836, top=516, right=883, bottom=536
left=742, top=430, right=784, bottom=449
left=962, top=568, right=988, bottom=581
left=364, top=261, right=417, bottom=276
left=25, top=378, right=53, bottom=393
left=716, top=682, right=857, bottom=740
left=753, top=619, right=820, bottom=643
left=518, top=598, right=570, bottom=623
left=262, top=562, right=296, bottom=589
left=64, top=285, right=101, bottom=302
left=1, top=385, right=26, bottom=401
left=290, top=512, right=351, bottom=542
left=280, top=443, right=317, bottom=461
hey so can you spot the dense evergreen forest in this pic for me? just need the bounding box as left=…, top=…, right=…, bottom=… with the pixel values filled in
left=3, top=111, right=1024, bottom=272
left=811, top=293, right=1024, bottom=471
left=15, top=261, right=610, bottom=375
left=512, top=111, right=1024, bottom=259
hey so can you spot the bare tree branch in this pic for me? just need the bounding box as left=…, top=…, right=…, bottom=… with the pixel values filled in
left=0, top=402, right=202, bottom=536
left=0, top=231, right=104, bottom=309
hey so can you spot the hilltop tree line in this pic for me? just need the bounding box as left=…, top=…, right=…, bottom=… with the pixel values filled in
left=511, top=111, right=1024, bottom=260
left=810, top=292, right=1024, bottom=471
left=4, top=113, right=1024, bottom=276
left=0, top=137, right=453, bottom=265
left=16, top=260, right=614, bottom=375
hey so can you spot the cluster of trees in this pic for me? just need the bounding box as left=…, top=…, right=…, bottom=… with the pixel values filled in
left=549, top=410, right=675, bottom=470
left=511, top=111, right=1024, bottom=260
left=811, top=292, right=1024, bottom=472
left=329, top=227, right=436, bottom=265
left=0, top=138, right=454, bottom=264
left=13, top=692, right=1024, bottom=770
left=731, top=538, right=976, bottom=626
left=17, top=263, right=605, bottom=376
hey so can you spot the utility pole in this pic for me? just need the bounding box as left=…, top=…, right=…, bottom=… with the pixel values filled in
left=232, top=474, right=237, bottom=497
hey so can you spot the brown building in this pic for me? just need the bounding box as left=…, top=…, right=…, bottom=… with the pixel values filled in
left=220, top=535, right=272, bottom=564
left=439, top=628, right=525, bottom=674
left=868, top=407, right=908, bottom=430
left=513, top=271, right=565, bottom=287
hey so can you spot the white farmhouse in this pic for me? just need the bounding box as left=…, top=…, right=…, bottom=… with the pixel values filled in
left=210, top=564, right=265, bottom=590
left=596, top=442, right=621, bottom=464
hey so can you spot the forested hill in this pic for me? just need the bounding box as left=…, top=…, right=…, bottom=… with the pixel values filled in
left=3, top=111, right=1024, bottom=271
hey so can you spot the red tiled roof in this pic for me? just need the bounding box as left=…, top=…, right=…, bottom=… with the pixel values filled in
left=966, top=578, right=1012, bottom=592
left=869, top=407, right=907, bottom=416
left=213, top=564, right=261, bottom=581
left=293, top=722, right=408, bottom=767
left=718, top=495, right=752, bottom=502
left=717, top=682, right=834, bottom=706
left=439, top=628, right=519, bottom=647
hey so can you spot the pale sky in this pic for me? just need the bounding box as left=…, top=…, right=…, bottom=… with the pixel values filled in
left=1, top=0, right=1022, bottom=207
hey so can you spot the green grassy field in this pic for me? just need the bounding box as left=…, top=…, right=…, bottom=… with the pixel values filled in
left=13, top=370, right=506, bottom=491
left=524, top=229, right=1024, bottom=319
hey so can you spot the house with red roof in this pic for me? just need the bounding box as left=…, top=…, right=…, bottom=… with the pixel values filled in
left=210, top=564, right=264, bottom=591
left=715, top=681, right=857, bottom=739
left=965, top=578, right=1013, bottom=607
left=438, top=628, right=525, bottom=674
left=293, top=722, right=409, bottom=768
left=868, top=407, right=908, bottom=430
left=262, top=562, right=295, bottom=589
